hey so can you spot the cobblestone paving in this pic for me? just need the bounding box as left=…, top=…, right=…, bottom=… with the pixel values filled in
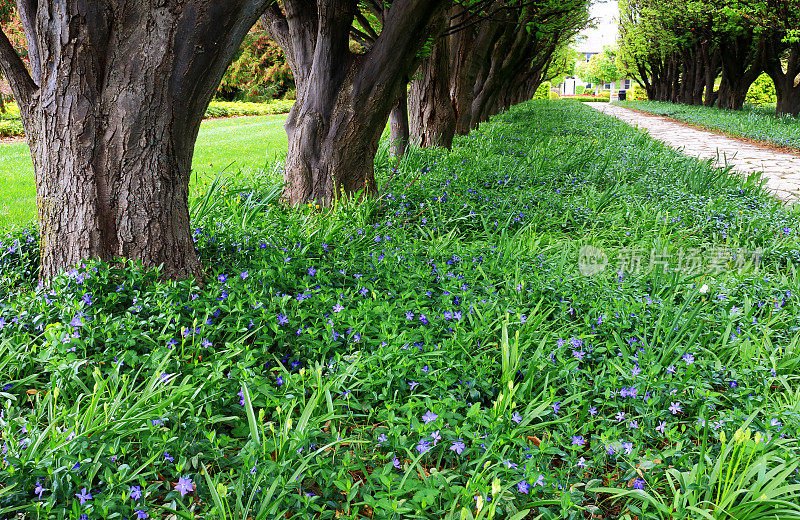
left=589, top=103, right=800, bottom=203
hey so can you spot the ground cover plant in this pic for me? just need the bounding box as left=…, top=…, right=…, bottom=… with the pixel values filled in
left=0, top=112, right=290, bottom=230
left=2, top=100, right=800, bottom=519
left=616, top=100, right=800, bottom=150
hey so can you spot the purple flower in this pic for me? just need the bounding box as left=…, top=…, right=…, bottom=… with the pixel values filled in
left=431, top=430, right=442, bottom=445
left=377, top=433, right=388, bottom=443
left=422, top=410, right=438, bottom=424
left=682, top=353, right=694, bottom=365
left=628, top=420, right=639, bottom=430
left=409, top=381, right=419, bottom=391
left=34, top=480, right=46, bottom=499
left=136, top=509, right=149, bottom=519
left=276, top=314, right=289, bottom=326
left=572, top=350, right=585, bottom=361
left=405, top=311, right=414, bottom=320
left=615, top=411, right=626, bottom=422
left=553, top=401, right=561, bottom=414
left=416, top=440, right=431, bottom=454
left=666, top=365, right=676, bottom=374
left=218, top=274, right=228, bottom=283
left=75, top=487, right=92, bottom=505
left=534, top=474, right=545, bottom=487
left=511, top=412, right=522, bottom=424
left=130, top=485, right=142, bottom=501
left=577, top=457, right=587, bottom=468
left=393, top=456, right=401, bottom=469
left=308, top=267, right=317, bottom=276
left=333, top=302, right=344, bottom=313
left=572, top=435, right=585, bottom=446
left=517, top=480, right=530, bottom=494
left=669, top=402, right=682, bottom=415
left=276, top=376, right=284, bottom=386
left=175, top=476, right=194, bottom=497
left=164, top=452, right=174, bottom=462
left=631, top=365, right=641, bottom=376
left=632, top=478, right=645, bottom=490
left=450, top=440, right=466, bottom=455
left=621, top=441, right=633, bottom=455
left=240, top=271, right=249, bottom=279
left=589, top=406, right=597, bottom=415
left=656, top=421, right=667, bottom=434
left=419, top=314, right=429, bottom=325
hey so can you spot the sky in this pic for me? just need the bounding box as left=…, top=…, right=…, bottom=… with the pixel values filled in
left=575, top=0, right=620, bottom=54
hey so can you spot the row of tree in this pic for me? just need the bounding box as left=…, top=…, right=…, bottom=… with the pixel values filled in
left=618, top=0, right=800, bottom=116
left=0, top=0, right=588, bottom=280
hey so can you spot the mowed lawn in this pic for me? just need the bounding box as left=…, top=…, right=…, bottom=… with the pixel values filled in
left=0, top=113, right=288, bottom=229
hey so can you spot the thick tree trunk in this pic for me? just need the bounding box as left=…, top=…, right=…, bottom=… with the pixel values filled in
left=449, top=9, right=501, bottom=135
left=766, top=43, right=800, bottom=117
left=30, top=113, right=201, bottom=280
left=0, top=1, right=267, bottom=280
left=409, top=19, right=456, bottom=149
left=389, top=89, right=410, bottom=157
left=702, top=46, right=720, bottom=107
left=775, top=77, right=800, bottom=118
left=262, top=0, right=451, bottom=206
left=716, top=76, right=751, bottom=110
left=717, top=33, right=764, bottom=110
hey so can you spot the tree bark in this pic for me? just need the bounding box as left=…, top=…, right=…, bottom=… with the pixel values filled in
left=765, top=41, right=800, bottom=117
left=0, top=1, right=269, bottom=280
left=389, top=88, right=410, bottom=157
left=409, top=12, right=456, bottom=149
left=263, top=0, right=451, bottom=206
left=716, top=33, right=764, bottom=110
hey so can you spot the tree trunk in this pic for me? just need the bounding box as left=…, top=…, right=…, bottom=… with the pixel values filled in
left=409, top=18, right=456, bottom=149
left=31, top=112, right=201, bottom=280
left=717, top=33, right=764, bottom=110
left=389, top=88, right=410, bottom=157
left=262, top=0, right=451, bottom=206
left=774, top=76, right=800, bottom=117
left=765, top=42, right=800, bottom=117
left=0, top=1, right=268, bottom=280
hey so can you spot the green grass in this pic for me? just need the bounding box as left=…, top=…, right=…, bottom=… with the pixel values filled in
left=616, top=100, right=800, bottom=150
left=4, top=101, right=800, bottom=519
left=0, top=113, right=288, bottom=229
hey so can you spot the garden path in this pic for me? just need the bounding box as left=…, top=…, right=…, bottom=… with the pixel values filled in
left=589, top=103, right=800, bottom=203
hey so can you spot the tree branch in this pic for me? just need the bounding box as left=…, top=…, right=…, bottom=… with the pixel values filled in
left=0, top=25, right=36, bottom=108
left=16, top=0, right=40, bottom=85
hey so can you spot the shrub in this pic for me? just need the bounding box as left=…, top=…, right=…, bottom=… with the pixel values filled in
left=533, top=81, right=551, bottom=100
left=746, top=73, right=777, bottom=107
left=575, top=85, right=586, bottom=95
left=629, top=84, right=648, bottom=101
left=217, top=21, right=294, bottom=101
left=0, top=119, right=23, bottom=138
left=203, top=100, right=294, bottom=119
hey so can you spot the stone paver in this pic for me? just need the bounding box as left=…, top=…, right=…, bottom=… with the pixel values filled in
left=589, top=103, right=800, bottom=203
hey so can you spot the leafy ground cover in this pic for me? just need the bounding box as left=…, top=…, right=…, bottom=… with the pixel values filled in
left=3, top=100, right=800, bottom=519
left=0, top=113, right=289, bottom=230
left=0, top=100, right=293, bottom=139
left=616, top=100, right=800, bottom=150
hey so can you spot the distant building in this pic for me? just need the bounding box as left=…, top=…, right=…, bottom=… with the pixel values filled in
left=561, top=0, right=631, bottom=96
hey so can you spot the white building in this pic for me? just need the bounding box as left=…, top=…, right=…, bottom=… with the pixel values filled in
left=561, top=0, right=631, bottom=96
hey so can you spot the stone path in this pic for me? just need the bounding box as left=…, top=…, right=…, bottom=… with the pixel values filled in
left=588, top=103, right=800, bottom=203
